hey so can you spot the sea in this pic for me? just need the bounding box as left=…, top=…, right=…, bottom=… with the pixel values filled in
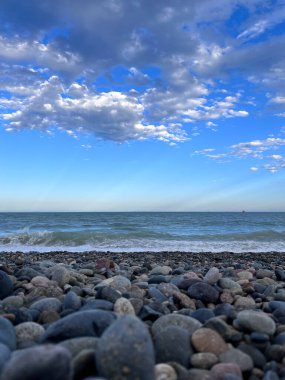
left=0, top=212, right=284, bottom=253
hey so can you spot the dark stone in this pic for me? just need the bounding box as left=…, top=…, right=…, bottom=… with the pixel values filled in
left=14, top=267, right=40, bottom=280
left=262, top=370, right=280, bottom=380
left=96, top=315, right=155, bottom=380
left=273, top=332, right=285, bottom=345
left=238, top=343, right=267, bottom=369
left=275, top=269, right=285, bottom=281
left=0, top=316, right=16, bottom=350
left=42, top=310, right=116, bottom=343
left=269, top=301, right=285, bottom=312
left=148, top=275, right=168, bottom=284
left=0, top=270, right=13, bottom=300
left=177, top=278, right=201, bottom=290
left=4, top=307, right=34, bottom=325
left=63, top=291, right=82, bottom=311
left=73, top=349, right=96, bottom=380
left=147, top=287, right=168, bottom=302
left=96, top=286, right=121, bottom=303
left=0, top=343, right=11, bottom=373
left=214, top=303, right=235, bottom=319
left=0, top=344, right=73, bottom=380
left=204, top=317, right=239, bottom=341
left=81, top=300, right=113, bottom=311
left=191, top=308, right=215, bottom=323
left=188, top=282, right=219, bottom=304
left=154, top=325, right=193, bottom=368
left=251, top=332, right=270, bottom=344
left=187, top=369, right=212, bottom=380
left=265, top=345, right=285, bottom=362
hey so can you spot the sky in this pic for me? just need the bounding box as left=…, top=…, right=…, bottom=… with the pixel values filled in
left=1, top=0, right=285, bottom=212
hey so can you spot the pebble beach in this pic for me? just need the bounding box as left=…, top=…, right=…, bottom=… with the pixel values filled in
left=0, top=251, right=285, bottom=380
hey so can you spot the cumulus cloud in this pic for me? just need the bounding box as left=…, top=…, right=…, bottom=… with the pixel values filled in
left=0, top=0, right=284, bottom=144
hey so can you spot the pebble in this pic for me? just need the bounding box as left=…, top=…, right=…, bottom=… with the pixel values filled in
left=0, top=270, right=13, bottom=300
left=219, top=348, right=254, bottom=372
left=0, top=316, right=16, bottom=350
left=155, top=363, right=177, bottom=380
left=30, top=297, right=62, bottom=313
left=51, top=266, right=71, bottom=288
left=236, top=310, right=276, bottom=335
left=152, top=314, right=201, bottom=336
left=15, top=322, right=45, bottom=348
left=211, top=363, right=242, bottom=380
left=96, top=315, right=155, bottom=380
left=204, top=267, right=221, bottom=284
left=42, top=310, right=116, bottom=342
left=187, top=282, right=219, bottom=304
left=63, top=291, right=82, bottom=311
left=154, top=325, right=192, bottom=367
left=0, top=344, right=73, bottom=380
left=150, top=266, right=172, bottom=276
left=0, top=343, right=11, bottom=373
left=114, top=297, right=135, bottom=315
left=191, top=328, right=228, bottom=355
left=191, top=352, right=218, bottom=369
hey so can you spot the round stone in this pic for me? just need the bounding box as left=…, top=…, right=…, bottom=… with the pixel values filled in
left=0, top=270, right=13, bottom=300
left=149, top=266, right=172, bottom=276
left=191, top=328, right=228, bottom=355
left=2, top=296, right=23, bottom=310
left=187, top=282, right=219, bottom=304
left=51, top=266, right=70, bottom=288
left=211, top=363, right=242, bottom=380
left=191, top=353, right=218, bottom=369
left=191, top=308, right=215, bottom=323
left=42, top=310, right=116, bottom=342
left=236, top=310, right=276, bottom=335
left=63, top=291, right=82, bottom=311
left=155, top=363, right=177, bottom=380
left=219, top=348, right=254, bottom=372
left=153, top=326, right=192, bottom=368
left=204, top=267, right=221, bottom=284
left=0, top=344, right=73, bottom=380
left=152, top=314, right=201, bottom=336
left=237, top=271, right=253, bottom=280
left=15, top=322, right=45, bottom=348
left=0, top=343, right=11, bottom=373
left=0, top=316, right=16, bottom=350
left=96, top=315, right=155, bottom=380
left=114, top=297, right=135, bottom=315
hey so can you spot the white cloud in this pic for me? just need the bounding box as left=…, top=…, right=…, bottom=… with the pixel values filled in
left=250, top=166, right=259, bottom=171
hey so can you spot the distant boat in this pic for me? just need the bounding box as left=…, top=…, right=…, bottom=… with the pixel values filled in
left=242, top=210, right=246, bottom=213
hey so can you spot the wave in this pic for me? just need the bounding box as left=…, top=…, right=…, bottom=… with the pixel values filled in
left=0, top=229, right=285, bottom=253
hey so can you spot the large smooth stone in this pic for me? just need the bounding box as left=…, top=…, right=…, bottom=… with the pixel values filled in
left=96, top=315, right=155, bottom=380
left=0, top=344, right=72, bottom=380
left=59, top=337, right=99, bottom=358
left=0, top=317, right=16, bottom=350
left=191, top=328, right=228, bottom=355
left=204, top=267, right=220, bottom=284
left=63, top=291, right=82, bottom=311
left=219, top=348, right=253, bottom=372
left=236, top=310, right=276, bottom=335
left=154, top=326, right=192, bottom=368
left=152, top=314, right=201, bottom=336
left=0, top=343, right=11, bottom=373
left=187, top=282, right=219, bottom=304
left=42, top=310, right=115, bottom=342
left=0, top=271, right=13, bottom=300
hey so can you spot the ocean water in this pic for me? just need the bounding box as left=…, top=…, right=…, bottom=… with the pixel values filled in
left=0, top=212, right=284, bottom=253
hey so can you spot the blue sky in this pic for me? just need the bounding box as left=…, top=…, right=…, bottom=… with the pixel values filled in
left=1, top=0, right=285, bottom=211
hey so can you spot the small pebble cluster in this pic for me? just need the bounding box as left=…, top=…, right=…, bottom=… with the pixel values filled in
left=0, top=251, right=285, bottom=380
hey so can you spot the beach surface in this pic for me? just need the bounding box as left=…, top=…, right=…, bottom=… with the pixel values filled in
left=0, top=250, right=285, bottom=380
